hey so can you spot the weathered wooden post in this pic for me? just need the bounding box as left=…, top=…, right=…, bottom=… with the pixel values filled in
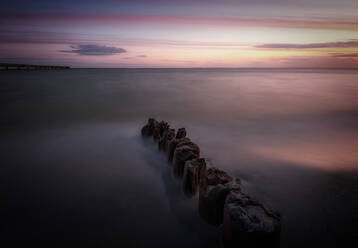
left=222, top=192, right=281, bottom=248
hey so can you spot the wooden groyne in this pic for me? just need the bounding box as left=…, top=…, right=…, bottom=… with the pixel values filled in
left=0, top=63, right=70, bottom=70
left=142, top=118, right=281, bottom=248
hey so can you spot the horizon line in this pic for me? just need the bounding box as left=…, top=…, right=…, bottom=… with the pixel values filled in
left=68, top=67, right=358, bottom=70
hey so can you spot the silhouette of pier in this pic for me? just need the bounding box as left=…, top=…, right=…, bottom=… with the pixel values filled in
left=0, top=63, right=70, bottom=70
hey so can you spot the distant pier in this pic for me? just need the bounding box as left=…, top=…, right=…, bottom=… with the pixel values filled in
left=0, top=63, right=70, bottom=70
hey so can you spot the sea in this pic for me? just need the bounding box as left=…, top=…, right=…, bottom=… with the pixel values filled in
left=1, top=68, right=357, bottom=247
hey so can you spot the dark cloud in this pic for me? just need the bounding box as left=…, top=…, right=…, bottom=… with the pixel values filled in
left=331, top=53, right=358, bottom=58
left=61, top=44, right=126, bottom=56
left=255, top=40, right=358, bottom=49
left=2, top=0, right=357, bottom=10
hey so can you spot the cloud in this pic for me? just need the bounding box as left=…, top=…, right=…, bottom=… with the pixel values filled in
left=61, top=44, right=126, bottom=56
left=267, top=55, right=358, bottom=68
left=330, top=53, right=358, bottom=58
left=122, top=55, right=147, bottom=59
left=255, top=40, right=358, bottom=49
left=2, top=13, right=358, bottom=30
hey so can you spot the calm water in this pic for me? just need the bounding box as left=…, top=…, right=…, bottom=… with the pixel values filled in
left=1, top=69, right=357, bottom=247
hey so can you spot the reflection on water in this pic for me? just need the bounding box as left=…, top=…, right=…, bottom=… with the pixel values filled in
left=1, top=69, right=357, bottom=247
left=249, top=136, right=358, bottom=171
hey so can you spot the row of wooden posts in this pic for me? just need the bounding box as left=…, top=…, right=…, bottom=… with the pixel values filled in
left=141, top=118, right=281, bottom=248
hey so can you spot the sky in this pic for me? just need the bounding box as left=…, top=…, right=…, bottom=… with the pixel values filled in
left=1, top=0, right=358, bottom=68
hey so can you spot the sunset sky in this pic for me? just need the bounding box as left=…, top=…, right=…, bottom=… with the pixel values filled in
left=1, top=0, right=358, bottom=68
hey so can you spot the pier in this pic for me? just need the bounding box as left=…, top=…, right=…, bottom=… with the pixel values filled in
left=0, top=63, right=70, bottom=70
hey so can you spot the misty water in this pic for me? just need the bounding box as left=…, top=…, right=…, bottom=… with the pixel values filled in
left=1, top=69, right=357, bottom=247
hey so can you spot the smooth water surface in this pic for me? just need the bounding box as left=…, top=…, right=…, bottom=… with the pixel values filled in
left=1, top=69, right=357, bottom=247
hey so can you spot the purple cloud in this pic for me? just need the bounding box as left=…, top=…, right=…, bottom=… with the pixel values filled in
left=61, top=44, right=126, bottom=56
left=330, top=53, right=358, bottom=58
left=255, top=40, right=358, bottom=49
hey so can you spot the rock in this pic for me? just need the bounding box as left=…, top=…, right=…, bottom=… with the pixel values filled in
left=172, top=140, right=200, bottom=177
left=199, top=167, right=241, bottom=226
left=158, top=128, right=175, bottom=152
left=176, top=128, right=187, bottom=139
left=153, top=121, right=169, bottom=142
left=141, top=118, right=158, bottom=136
left=222, top=192, right=281, bottom=248
left=182, top=158, right=207, bottom=197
